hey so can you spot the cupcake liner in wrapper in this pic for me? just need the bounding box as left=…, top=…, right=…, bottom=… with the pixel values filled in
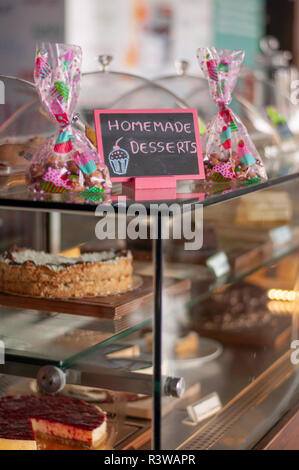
left=28, top=42, right=111, bottom=193
left=197, top=47, right=267, bottom=184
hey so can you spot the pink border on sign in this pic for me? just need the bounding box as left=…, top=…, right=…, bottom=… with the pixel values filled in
left=93, top=108, right=205, bottom=183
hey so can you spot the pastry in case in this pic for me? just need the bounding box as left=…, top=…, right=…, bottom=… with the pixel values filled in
left=0, top=247, right=133, bottom=298
left=0, top=395, right=106, bottom=450
left=0, top=136, right=47, bottom=168
left=192, top=282, right=292, bottom=348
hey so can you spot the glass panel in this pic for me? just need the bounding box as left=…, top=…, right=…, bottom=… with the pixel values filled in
left=0, top=307, right=152, bottom=366
left=0, top=75, right=56, bottom=140
left=79, top=70, right=188, bottom=129
left=160, top=178, right=299, bottom=450
left=0, top=75, right=56, bottom=174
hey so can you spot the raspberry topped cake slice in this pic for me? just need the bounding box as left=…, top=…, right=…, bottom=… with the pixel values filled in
left=0, top=416, right=37, bottom=450
left=0, top=395, right=38, bottom=450
left=0, top=395, right=107, bottom=450
left=0, top=247, right=133, bottom=298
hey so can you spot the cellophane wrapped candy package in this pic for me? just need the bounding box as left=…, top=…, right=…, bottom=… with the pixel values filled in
left=198, top=47, right=267, bottom=184
left=28, top=42, right=111, bottom=195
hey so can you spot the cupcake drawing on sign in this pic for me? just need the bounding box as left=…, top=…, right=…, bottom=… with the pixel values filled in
left=108, top=137, right=130, bottom=175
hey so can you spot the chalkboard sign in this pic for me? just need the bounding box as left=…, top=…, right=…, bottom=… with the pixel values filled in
left=94, top=109, right=205, bottom=182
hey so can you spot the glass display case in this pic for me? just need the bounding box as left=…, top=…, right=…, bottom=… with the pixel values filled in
left=0, top=165, right=298, bottom=449
left=0, top=75, right=56, bottom=170
left=0, top=62, right=298, bottom=450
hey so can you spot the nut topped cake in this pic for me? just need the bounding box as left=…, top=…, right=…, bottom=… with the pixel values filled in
left=0, top=247, right=133, bottom=298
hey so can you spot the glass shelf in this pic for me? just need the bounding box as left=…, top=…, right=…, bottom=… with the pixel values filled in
left=0, top=168, right=298, bottom=214
left=3, top=304, right=152, bottom=367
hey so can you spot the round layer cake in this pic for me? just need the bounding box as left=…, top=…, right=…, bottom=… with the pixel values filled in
left=0, top=247, right=133, bottom=298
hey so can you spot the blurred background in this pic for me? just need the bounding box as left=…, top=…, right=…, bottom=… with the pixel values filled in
left=0, top=0, right=298, bottom=79
left=2, top=0, right=299, bottom=177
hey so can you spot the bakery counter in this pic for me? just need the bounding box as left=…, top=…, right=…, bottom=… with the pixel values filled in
left=0, top=170, right=299, bottom=450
